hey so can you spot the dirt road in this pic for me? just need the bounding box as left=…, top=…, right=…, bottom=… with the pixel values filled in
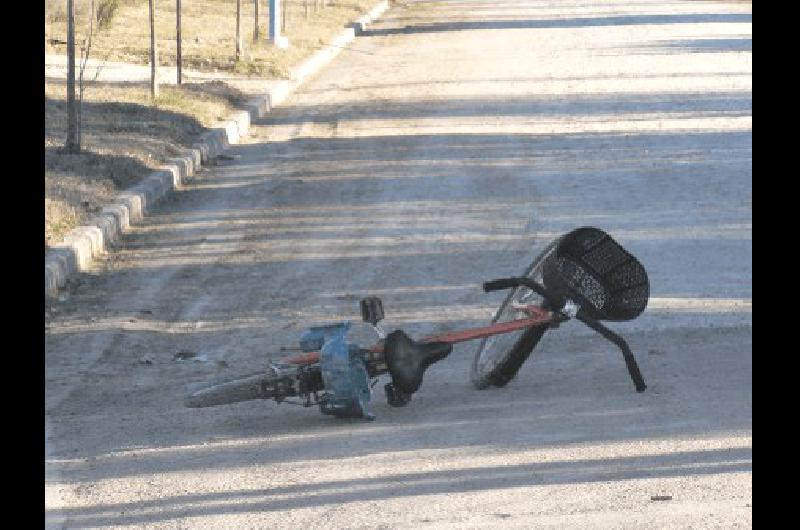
left=45, top=0, right=752, bottom=527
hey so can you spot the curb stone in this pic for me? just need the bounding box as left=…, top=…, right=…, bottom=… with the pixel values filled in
left=44, top=0, right=391, bottom=299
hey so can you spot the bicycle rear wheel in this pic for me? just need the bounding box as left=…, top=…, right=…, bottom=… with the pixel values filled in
left=471, top=238, right=559, bottom=389
left=184, top=369, right=293, bottom=408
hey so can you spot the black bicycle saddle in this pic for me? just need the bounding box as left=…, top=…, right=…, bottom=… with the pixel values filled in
left=384, top=330, right=453, bottom=394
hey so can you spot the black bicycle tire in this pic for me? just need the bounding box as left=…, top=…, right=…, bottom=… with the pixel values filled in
left=470, top=238, right=560, bottom=389
left=485, top=325, right=549, bottom=388
left=184, top=370, right=290, bottom=408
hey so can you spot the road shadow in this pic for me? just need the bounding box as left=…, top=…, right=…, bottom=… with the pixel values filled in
left=258, top=91, right=751, bottom=126
left=633, top=37, right=752, bottom=54
left=361, top=13, right=752, bottom=37
left=299, top=71, right=752, bottom=95
left=47, top=444, right=751, bottom=527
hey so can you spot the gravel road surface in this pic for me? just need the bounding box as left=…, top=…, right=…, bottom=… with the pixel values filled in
left=45, top=0, right=752, bottom=527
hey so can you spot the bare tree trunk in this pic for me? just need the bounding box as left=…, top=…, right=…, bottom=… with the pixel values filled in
left=65, top=0, right=79, bottom=152
left=281, top=0, right=287, bottom=32
left=77, top=0, right=97, bottom=149
left=236, top=0, right=243, bottom=60
left=254, top=0, right=259, bottom=41
left=305, top=0, right=309, bottom=18
left=149, top=0, right=159, bottom=99
left=176, top=0, right=182, bottom=85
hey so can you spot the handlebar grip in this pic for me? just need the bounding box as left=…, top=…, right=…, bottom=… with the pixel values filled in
left=483, top=278, right=523, bottom=292
left=483, top=277, right=558, bottom=314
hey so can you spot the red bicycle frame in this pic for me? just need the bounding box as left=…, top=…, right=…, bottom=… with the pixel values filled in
left=282, top=305, right=554, bottom=365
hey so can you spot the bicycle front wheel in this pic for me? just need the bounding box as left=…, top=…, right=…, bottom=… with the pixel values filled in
left=184, top=369, right=293, bottom=408
left=471, top=238, right=559, bottom=389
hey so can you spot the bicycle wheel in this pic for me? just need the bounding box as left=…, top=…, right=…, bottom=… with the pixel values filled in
left=471, top=238, right=560, bottom=389
left=184, top=369, right=293, bottom=408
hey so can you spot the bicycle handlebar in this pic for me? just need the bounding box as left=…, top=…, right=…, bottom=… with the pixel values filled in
left=482, top=278, right=525, bottom=292
left=482, top=276, right=647, bottom=393
left=482, top=276, right=557, bottom=308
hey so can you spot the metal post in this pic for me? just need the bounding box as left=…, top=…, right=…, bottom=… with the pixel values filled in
left=269, top=0, right=289, bottom=48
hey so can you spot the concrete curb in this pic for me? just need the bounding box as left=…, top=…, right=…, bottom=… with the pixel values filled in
left=44, top=0, right=391, bottom=299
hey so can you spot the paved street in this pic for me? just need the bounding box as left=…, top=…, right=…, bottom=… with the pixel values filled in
left=45, top=0, right=752, bottom=527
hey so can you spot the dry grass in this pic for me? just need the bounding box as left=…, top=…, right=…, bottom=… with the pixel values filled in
left=44, top=0, right=385, bottom=250
left=46, top=0, right=380, bottom=78
left=45, top=79, right=247, bottom=249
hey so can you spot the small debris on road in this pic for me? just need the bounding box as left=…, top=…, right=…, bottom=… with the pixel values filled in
left=651, top=495, right=673, bottom=501
left=174, top=351, right=210, bottom=362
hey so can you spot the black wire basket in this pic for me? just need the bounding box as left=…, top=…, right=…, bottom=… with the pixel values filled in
left=542, top=227, right=649, bottom=322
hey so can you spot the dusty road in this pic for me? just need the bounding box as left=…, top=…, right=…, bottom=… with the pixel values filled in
left=45, top=0, right=752, bottom=527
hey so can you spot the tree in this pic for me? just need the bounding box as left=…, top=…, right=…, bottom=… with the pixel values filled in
left=77, top=0, right=99, bottom=148
left=236, top=0, right=243, bottom=61
left=65, top=0, right=79, bottom=152
left=254, top=0, right=259, bottom=41
left=149, top=0, right=159, bottom=99
left=176, top=0, right=182, bottom=85
left=65, top=0, right=104, bottom=152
